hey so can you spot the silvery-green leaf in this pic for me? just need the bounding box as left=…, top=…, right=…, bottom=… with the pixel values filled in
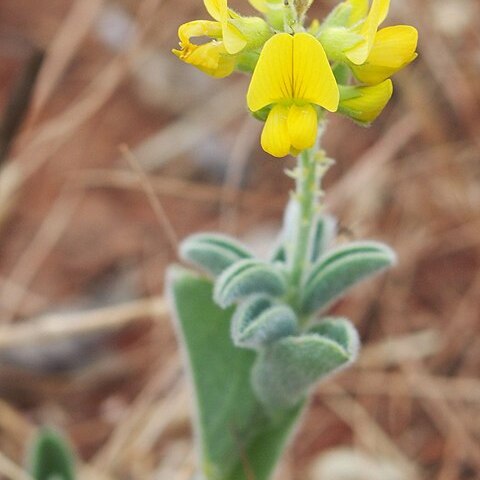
left=301, top=241, right=396, bottom=314
left=269, top=242, right=287, bottom=263
left=214, top=259, right=287, bottom=308
left=307, top=317, right=360, bottom=358
left=169, top=267, right=302, bottom=480
left=309, top=213, right=337, bottom=262
left=180, top=233, right=253, bottom=277
left=252, top=331, right=358, bottom=411
left=231, top=296, right=298, bottom=350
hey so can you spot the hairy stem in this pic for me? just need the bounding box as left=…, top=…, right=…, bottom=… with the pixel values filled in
left=289, top=124, right=330, bottom=309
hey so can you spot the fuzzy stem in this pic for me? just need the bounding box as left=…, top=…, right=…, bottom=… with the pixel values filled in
left=288, top=124, right=329, bottom=309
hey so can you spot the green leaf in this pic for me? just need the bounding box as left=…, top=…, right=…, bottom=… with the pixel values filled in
left=269, top=242, right=287, bottom=263
left=180, top=233, right=253, bottom=277
left=214, top=259, right=287, bottom=308
left=228, top=404, right=302, bottom=480
left=28, top=428, right=75, bottom=480
left=252, top=332, right=358, bottom=411
left=301, top=241, right=396, bottom=314
left=309, top=214, right=337, bottom=262
left=231, top=296, right=298, bottom=350
left=168, top=267, right=301, bottom=480
left=307, top=317, right=360, bottom=357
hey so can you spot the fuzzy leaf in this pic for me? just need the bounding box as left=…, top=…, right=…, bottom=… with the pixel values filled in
left=269, top=242, right=287, bottom=263
left=309, top=213, right=337, bottom=262
left=252, top=328, right=358, bottom=411
left=214, top=259, right=287, bottom=308
left=29, top=429, right=75, bottom=480
left=301, top=241, right=396, bottom=314
left=180, top=233, right=253, bottom=277
left=307, top=317, right=360, bottom=357
left=231, top=296, right=298, bottom=349
left=169, top=267, right=302, bottom=480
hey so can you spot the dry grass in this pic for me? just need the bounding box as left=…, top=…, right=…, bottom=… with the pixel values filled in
left=0, top=0, right=479, bottom=479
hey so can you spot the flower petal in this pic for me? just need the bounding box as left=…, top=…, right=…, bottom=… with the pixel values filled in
left=287, top=104, right=318, bottom=151
left=247, top=33, right=294, bottom=111
left=351, top=25, right=418, bottom=84
left=348, top=0, right=369, bottom=25
left=261, top=104, right=291, bottom=158
left=204, top=0, right=227, bottom=21
left=347, top=0, right=390, bottom=65
left=223, top=22, right=248, bottom=54
left=339, top=79, right=393, bottom=124
left=292, top=33, right=339, bottom=112
left=368, top=25, right=418, bottom=68
left=177, top=20, right=223, bottom=44
left=173, top=38, right=235, bottom=78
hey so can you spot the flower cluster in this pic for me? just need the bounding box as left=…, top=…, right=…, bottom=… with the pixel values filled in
left=173, top=0, right=418, bottom=157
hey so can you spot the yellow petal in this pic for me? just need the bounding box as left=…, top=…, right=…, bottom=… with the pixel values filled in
left=204, top=0, right=227, bottom=21
left=347, top=0, right=390, bottom=65
left=287, top=104, right=318, bottom=151
left=339, top=79, right=393, bottom=123
left=173, top=41, right=235, bottom=78
left=376, top=0, right=390, bottom=25
left=247, top=33, right=294, bottom=112
left=203, top=0, right=248, bottom=54
left=348, top=0, right=369, bottom=25
left=351, top=25, right=418, bottom=84
left=261, top=104, right=292, bottom=158
left=368, top=25, right=418, bottom=67
left=292, top=33, right=339, bottom=112
left=177, top=20, right=223, bottom=45
left=174, top=20, right=235, bottom=77
left=223, top=22, right=247, bottom=54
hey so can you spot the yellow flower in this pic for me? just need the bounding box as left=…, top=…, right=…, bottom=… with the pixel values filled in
left=345, top=0, right=418, bottom=83
left=345, top=0, right=390, bottom=65
left=173, top=0, right=271, bottom=78
left=350, top=25, right=418, bottom=84
left=338, top=79, right=393, bottom=124
left=247, top=33, right=339, bottom=158
left=173, top=21, right=236, bottom=78
left=319, top=0, right=417, bottom=84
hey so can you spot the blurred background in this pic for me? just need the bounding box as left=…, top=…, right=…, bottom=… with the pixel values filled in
left=0, top=0, right=479, bottom=479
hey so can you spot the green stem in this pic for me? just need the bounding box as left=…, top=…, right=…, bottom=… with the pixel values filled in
left=290, top=147, right=318, bottom=288
left=289, top=124, right=329, bottom=309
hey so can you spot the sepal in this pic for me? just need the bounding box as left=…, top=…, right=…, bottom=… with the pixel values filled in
left=180, top=233, right=253, bottom=277
left=214, top=259, right=287, bottom=308
left=231, top=296, right=298, bottom=350
left=318, top=27, right=363, bottom=61
left=301, top=241, right=396, bottom=313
